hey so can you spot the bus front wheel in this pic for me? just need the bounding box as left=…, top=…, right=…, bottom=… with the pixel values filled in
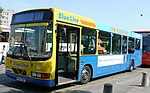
left=81, top=66, right=91, bottom=84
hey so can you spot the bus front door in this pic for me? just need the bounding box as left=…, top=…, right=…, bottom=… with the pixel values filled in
left=56, top=24, right=80, bottom=85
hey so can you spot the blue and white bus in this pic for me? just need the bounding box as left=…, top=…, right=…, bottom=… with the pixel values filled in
left=6, top=8, right=142, bottom=86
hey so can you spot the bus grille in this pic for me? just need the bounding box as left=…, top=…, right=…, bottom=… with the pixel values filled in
left=12, top=68, right=27, bottom=76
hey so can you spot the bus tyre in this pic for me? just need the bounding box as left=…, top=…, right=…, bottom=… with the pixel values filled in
left=81, top=66, right=91, bottom=84
left=129, top=61, right=134, bottom=72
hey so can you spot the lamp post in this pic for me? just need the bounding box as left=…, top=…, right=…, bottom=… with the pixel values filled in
left=140, top=14, right=143, bottom=31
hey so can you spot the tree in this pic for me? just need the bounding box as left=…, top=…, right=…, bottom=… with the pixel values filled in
left=0, top=6, right=3, bottom=33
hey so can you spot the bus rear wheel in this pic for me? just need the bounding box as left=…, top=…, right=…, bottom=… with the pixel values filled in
left=81, top=66, right=91, bottom=84
left=129, top=61, right=134, bottom=72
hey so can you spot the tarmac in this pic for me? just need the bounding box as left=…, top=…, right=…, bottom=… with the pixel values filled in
left=102, top=68, right=150, bottom=93
left=54, top=67, right=150, bottom=93
left=1, top=64, right=150, bottom=93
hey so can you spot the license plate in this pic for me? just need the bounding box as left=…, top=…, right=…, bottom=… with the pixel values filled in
left=16, top=77, right=26, bottom=82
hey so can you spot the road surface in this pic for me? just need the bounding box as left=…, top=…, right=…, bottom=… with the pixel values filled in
left=0, top=64, right=150, bottom=93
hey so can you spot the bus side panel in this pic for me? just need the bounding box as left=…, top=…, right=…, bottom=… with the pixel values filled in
left=119, top=55, right=129, bottom=71
left=94, top=55, right=128, bottom=78
left=142, top=52, right=150, bottom=65
left=93, top=64, right=121, bottom=78
left=78, top=55, right=131, bottom=81
left=78, top=56, right=97, bottom=81
left=133, top=50, right=142, bottom=67
left=120, top=51, right=142, bottom=71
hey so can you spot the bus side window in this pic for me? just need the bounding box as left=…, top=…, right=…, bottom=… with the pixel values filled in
left=142, top=45, right=147, bottom=52
left=135, top=39, right=140, bottom=50
left=46, top=30, right=52, bottom=54
left=128, top=37, right=135, bottom=53
left=81, top=27, right=96, bottom=54
left=98, top=30, right=111, bottom=54
left=122, top=36, right=127, bottom=54
left=112, top=33, right=121, bottom=54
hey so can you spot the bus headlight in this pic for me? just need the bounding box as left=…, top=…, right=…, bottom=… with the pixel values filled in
left=31, top=72, right=50, bottom=79
left=31, top=72, right=36, bottom=77
left=37, top=73, right=42, bottom=78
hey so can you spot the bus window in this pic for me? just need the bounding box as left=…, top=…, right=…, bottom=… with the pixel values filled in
left=135, top=39, right=140, bottom=50
left=98, top=30, right=111, bottom=54
left=44, top=24, right=53, bottom=56
left=46, top=30, right=52, bottom=54
left=81, top=28, right=96, bottom=54
left=128, top=37, right=135, bottom=53
left=112, top=33, right=121, bottom=54
left=122, top=36, right=127, bottom=54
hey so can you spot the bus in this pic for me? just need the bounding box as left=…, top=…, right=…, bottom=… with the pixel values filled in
left=0, top=29, right=9, bottom=64
left=134, top=30, right=150, bottom=65
left=5, top=8, right=142, bottom=87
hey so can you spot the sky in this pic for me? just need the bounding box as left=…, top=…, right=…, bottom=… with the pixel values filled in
left=0, top=0, right=149, bottom=31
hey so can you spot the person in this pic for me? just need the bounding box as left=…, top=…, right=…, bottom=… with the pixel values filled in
left=0, top=45, right=6, bottom=64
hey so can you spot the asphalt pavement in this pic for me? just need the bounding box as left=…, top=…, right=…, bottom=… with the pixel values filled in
left=53, top=66, right=150, bottom=93
left=1, top=64, right=150, bottom=93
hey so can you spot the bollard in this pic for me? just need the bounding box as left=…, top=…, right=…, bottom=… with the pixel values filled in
left=141, top=72, right=149, bottom=87
left=103, top=83, right=113, bottom=93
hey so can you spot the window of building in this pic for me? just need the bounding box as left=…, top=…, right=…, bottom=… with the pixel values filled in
left=81, top=28, right=96, bottom=54
left=0, top=32, right=9, bottom=42
left=98, top=30, right=111, bottom=54
left=112, top=33, right=121, bottom=54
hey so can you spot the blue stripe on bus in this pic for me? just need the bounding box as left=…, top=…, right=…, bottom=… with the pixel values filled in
left=6, top=72, right=55, bottom=87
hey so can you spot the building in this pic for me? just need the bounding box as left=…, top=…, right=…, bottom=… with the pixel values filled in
left=0, top=9, right=15, bottom=52
left=0, top=9, right=15, bottom=32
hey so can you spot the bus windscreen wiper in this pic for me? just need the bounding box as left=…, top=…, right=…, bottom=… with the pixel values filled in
left=23, top=41, right=32, bottom=60
left=13, top=41, right=32, bottom=60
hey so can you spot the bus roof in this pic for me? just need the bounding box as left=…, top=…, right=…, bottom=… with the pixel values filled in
left=133, top=30, right=150, bottom=33
left=14, top=8, right=51, bottom=14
